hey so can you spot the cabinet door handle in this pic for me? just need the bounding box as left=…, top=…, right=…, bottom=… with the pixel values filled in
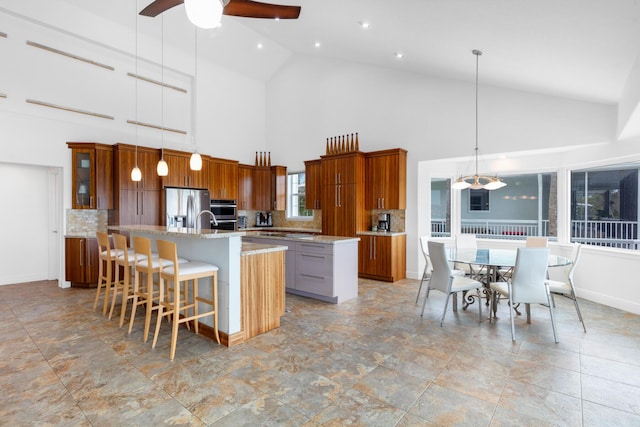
left=90, top=196, right=94, bottom=208
left=300, top=253, right=325, bottom=260
left=374, top=236, right=377, bottom=260
left=369, top=236, right=373, bottom=259
left=140, top=192, right=144, bottom=216
left=382, top=198, right=385, bottom=209
left=79, top=240, right=84, bottom=267
left=338, top=185, right=342, bottom=207
left=301, top=273, right=324, bottom=280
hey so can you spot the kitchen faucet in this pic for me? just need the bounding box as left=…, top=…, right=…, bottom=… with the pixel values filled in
left=196, top=209, right=218, bottom=229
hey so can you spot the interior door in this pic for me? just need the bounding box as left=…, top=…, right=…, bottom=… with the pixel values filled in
left=48, top=167, right=62, bottom=282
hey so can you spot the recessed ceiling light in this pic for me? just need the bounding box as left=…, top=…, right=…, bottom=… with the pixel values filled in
left=359, top=21, right=370, bottom=29
left=395, top=52, right=404, bottom=59
left=257, top=42, right=263, bottom=49
left=314, top=41, right=321, bottom=48
left=274, top=17, right=280, bottom=21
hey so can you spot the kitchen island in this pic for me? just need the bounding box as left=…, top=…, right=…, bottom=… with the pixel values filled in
left=243, top=231, right=360, bottom=303
left=110, top=225, right=287, bottom=347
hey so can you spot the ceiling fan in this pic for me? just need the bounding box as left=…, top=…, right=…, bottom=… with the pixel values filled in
left=140, top=0, right=301, bottom=28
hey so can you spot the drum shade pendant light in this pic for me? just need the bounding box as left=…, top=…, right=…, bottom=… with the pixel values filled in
left=185, top=0, right=224, bottom=29
left=452, top=50, right=506, bottom=191
left=157, top=15, right=169, bottom=177
left=131, top=3, right=142, bottom=182
left=189, top=27, right=203, bottom=171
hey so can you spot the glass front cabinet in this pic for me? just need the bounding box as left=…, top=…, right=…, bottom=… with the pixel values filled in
left=68, top=142, right=113, bottom=209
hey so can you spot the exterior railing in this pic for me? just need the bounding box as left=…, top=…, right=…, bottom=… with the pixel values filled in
left=571, top=220, right=639, bottom=250
left=432, top=218, right=640, bottom=249
left=432, top=219, right=549, bottom=239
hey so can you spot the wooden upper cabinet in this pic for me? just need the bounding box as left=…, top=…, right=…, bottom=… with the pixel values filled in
left=238, top=164, right=254, bottom=210
left=68, top=142, right=113, bottom=209
left=253, top=165, right=287, bottom=211
left=113, top=144, right=160, bottom=191
left=365, top=148, right=407, bottom=210
left=208, top=157, right=239, bottom=200
left=253, top=167, right=271, bottom=211
left=161, top=149, right=209, bottom=189
left=305, top=159, right=321, bottom=210
left=271, top=166, right=287, bottom=211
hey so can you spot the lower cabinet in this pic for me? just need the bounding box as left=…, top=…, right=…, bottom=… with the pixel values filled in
left=65, top=237, right=99, bottom=287
left=358, top=233, right=406, bottom=282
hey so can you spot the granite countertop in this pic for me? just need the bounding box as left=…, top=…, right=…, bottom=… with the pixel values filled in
left=357, top=230, right=407, bottom=237
left=243, top=230, right=359, bottom=244
left=240, top=227, right=322, bottom=234
left=241, top=242, right=288, bottom=256
left=65, top=232, right=100, bottom=238
left=109, top=225, right=246, bottom=239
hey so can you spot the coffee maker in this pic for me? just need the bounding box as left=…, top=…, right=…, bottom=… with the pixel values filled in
left=377, top=213, right=391, bottom=232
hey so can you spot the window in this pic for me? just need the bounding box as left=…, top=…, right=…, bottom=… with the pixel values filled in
left=458, top=172, right=557, bottom=239
left=571, top=165, right=638, bottom=249
left=431, top=178, right=451, bottom=237
left=287, top=172, right=313, bottom=219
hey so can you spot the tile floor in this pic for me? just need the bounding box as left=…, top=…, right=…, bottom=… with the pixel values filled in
left=2, top=278, right=640, bottom=426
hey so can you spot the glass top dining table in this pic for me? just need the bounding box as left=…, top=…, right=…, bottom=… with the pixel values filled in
left=445, top=248, right=572, bottom=269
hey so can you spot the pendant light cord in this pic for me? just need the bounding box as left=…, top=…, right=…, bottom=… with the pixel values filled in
left=135, top=1, right=139, bottom=167
left=474, top=49, right=480, bottom=177
left=161, top=14, right=164, bottom=160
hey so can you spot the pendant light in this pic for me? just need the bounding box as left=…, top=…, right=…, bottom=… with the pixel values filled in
left=131, top=2, right=142, bottom=182
left=185, top=0, right=224, bottom=29
left=157, top=14, right=168, bottom=177
left=189, top=26, right=203, bottom=171
left=452, top=50, right=506, bottom=191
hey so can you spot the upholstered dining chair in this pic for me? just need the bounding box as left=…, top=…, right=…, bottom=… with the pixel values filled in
left=420, top=241, right=484, bottom=327
left=415, top=236, right=464, bottom=303
left=546, top=243, right=586, bottom=332
left=490, top=247, right=558, bottom=343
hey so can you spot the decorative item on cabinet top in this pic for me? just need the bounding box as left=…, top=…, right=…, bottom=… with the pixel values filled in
left=326, top=133, right=359, bottom=155
left=255, top=151, right=271, bottom=167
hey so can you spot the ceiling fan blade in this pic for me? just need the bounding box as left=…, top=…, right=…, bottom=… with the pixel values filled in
left=140, top=0, right=185, bottom=17
left=224, top=0, right=301, bottom=19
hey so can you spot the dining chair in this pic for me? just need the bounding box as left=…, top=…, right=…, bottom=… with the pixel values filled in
left=415, top=236, right=464, bottom=303
left=455, top=233, right=486, bottom=280
left=546, top=243, right=586, bottom=332
left=420, top=241, right=484, bottom=327
left=526, top=236, right=548, bottom=247
left=489, top=247, right=558, bottom=343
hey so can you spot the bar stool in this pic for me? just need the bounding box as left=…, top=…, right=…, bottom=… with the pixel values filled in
left=94, top=231, right=118, bottom=315
left=153, top=239, right=220, bottom=360
left=128, top=236, right=190, bottom=341
left=109, top=233, right=136, bottom=327
left=127, top=235, right=162, bottom=342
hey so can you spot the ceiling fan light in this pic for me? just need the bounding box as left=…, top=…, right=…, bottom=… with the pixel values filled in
left=190, top=152, right=203, bottom=170
left=469, top=177, right=485, bottom=190
left=131, top=166, right=142, bottom=182
left=185, top=0, right=223, bottom=29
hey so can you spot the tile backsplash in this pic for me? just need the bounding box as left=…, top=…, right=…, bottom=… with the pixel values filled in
left=66, top=209, right=108, bottom=234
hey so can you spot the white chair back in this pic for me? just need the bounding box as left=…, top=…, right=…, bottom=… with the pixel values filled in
left=419, top=236, right=431, bottom=272
left=456, top=234, right=477, bottom=249
left=567, top=243, right=582, bottom=280
left=427, top=241, right=453, bottom=294
left=510, top=247, right=550, bottom=304
left=526, top=236, right=548, bottom=247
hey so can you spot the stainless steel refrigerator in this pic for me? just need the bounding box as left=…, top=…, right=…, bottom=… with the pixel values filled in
left=165, top=186, right=211, bottom=229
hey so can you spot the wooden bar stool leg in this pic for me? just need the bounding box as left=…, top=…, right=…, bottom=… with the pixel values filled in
left=109, top=260, right=121, bottom=320
left=119, top=264, right=133, bottom=327
left=143, top=271, right=155, bottom=342
left=128, top=269, right=140, bottom=334
left=213, top=271, right=219, bottom=344
left=152, top=276, right=166, bottom=350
